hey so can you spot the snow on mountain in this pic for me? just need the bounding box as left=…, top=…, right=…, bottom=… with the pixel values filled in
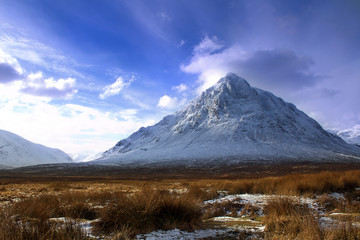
left=69, top=152, right=103, bottom=162
left=337, top=125, right=360, bottom=145
left=0, top=129, right=73, bottom=168
left=94, top=73, right=360, bottom=166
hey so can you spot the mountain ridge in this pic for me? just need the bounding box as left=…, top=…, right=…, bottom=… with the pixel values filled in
left=0, top=129, right=73, bottom=168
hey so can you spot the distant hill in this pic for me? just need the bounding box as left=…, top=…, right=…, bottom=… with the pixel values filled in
left=337, top=125, right=360, bottom=145
left=0, top=129, right=73, bottom=168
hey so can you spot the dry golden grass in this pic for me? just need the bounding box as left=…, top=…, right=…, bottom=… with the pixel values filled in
left=0, top=208, right=88, bottom=240
left=263, top=197, right=322, bottom=239
left=205, top=170, right=360, bottom=195
left=262, top=196, right=360, bottom=240
left=0, top=169, right=360, bottom=239
left=93, top=188, right=202, bottom=237
left=322, top=223, right=360, bottom=240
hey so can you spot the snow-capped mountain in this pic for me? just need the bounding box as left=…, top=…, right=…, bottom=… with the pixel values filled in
left=337, top=125, right=360, bottom=145
left=0, top=129, right=73, bottom=168
left=95, top=73, right=360, bottom=166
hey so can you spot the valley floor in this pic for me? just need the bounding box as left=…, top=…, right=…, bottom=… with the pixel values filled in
left=1, top=165, right=360, bottom=239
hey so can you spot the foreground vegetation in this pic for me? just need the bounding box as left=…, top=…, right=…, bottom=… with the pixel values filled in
left=1, top=169, right=360, bottom=239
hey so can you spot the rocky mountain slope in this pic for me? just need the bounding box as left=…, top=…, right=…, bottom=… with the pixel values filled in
left=94, top=73, right=360, bottom=166
left=0, top=129, right=73, bottom=168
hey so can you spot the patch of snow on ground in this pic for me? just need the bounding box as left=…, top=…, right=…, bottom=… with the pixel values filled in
left=204, top=193, right=316, bottom=209
left=136, top=228, right=234, bottom=240
left=329, top=192, right=345, bottom=200
left=49, top=217, right=99, bottom=238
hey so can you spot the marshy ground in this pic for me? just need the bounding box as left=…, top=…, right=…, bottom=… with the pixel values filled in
left=1, top=163, right=360, bottom=239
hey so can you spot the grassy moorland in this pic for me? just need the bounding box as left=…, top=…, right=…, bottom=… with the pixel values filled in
left=1, top=166, right=360, bottom=239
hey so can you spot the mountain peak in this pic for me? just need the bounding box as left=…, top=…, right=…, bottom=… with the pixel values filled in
left=96, top=74, right=360, bottom=165
left=205, top=73, right=255, bottom=100
left=221, top=72, right=249, bottom=86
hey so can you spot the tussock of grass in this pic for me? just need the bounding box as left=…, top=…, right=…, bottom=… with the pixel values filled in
left=94, top=189, right=202, bottom=236
left=263, top=197, right=321, bottom=239
left=0, top=209, right=87, bottom=240
left=262, top=196, right=360, bottom=240
left=12, top=195, right=61, bottom=219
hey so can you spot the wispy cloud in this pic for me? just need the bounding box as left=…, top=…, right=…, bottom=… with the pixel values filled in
left=157, top=11, right=172, bottom=22
left=157, top=95, right=185, bottom=109
left=123, top=1, right=171, bottom=41
left=172, top=83, right=187, bottom=93
left=99, top=75, right=134, bottom=99
left=0, top=24, right=82, bottom=77
left=193, top=35, right=224, bottom=56
left=177, top=39, right=185, bottom=47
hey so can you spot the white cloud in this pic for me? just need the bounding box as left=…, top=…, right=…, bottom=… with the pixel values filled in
left=157, top=95, right=186, bottom=109
left=28, top=71, right=43, bottom=81
left=44, top=77, right=76, bottom=90
left=21, top=71, right=78, bottom=99
left=99, top=76, right=134, bottom=99
left=172, top=83, right=188, bottom=93
left=0, top=47, right=78, bottom=99
left=0, top=94, right=156, bottom=155
left=181, top=38, right=246, bottom=93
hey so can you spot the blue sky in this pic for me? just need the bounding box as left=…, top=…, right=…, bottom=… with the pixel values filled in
left=0, top=0, right=359, bottom=155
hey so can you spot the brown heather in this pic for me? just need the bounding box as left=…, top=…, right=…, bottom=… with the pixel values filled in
left=93, top=188, right=202, bottom=237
